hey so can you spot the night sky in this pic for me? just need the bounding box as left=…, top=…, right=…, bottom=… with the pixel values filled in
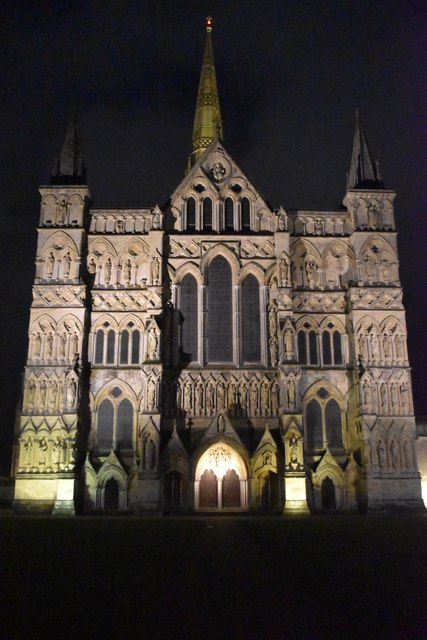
left=1, top=1, right=426, bottom=472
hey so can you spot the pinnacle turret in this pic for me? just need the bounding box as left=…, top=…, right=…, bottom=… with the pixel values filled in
left=188, top=17, right=223, bottom=170
left=347, top=110, right=384, bottom=190
left=51, top=113, right=86, bottom=185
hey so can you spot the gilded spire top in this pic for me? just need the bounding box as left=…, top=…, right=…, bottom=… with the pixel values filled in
left=188, top=17, right=223, bottom=170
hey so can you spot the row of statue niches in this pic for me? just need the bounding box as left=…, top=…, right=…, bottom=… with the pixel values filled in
left=88, top=255, right=161, bottom=287
left=37, top=251, right=78, bottom=281
left=17, top=433, right=76, bottom=473
left=90, top=210, right=163, bottom=234
left=364, top=436, right=414, bottom=472
left=161, top=375, right=299, bottom=418
left=24, top=376, right=79, bottom=414
left=357, top=332, right=406, bottom=365
left=361, top=378, right=411, bottom=415
left=29, top=331, right=80, bottom=364
left=42, top=197, right=81, bottom=226
left=353, top=196, right=394, bottom=230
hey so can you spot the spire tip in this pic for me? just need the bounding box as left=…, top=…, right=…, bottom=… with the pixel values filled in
left=206, top=16, right=213, bottom=32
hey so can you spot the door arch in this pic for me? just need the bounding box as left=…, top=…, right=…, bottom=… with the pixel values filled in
left=195, top=442, right=247, bottom=511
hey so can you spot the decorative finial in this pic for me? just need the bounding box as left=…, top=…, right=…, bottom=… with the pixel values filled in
left=206, top=16, right=213, bottom=32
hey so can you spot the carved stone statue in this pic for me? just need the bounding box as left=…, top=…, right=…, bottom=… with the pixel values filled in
left=279, top=254, right=289, bottom=286
left=249, top=382, right=258, bottom=416
left=104, top=258, right=112, bottom=284
left=59, top=333, right=67, bottom=357
left=380, top=383, right=387, bottom=410
left=383, top=334, right=391, bottom=359
left=269, top=304, right=278, bottom=338
left=370, top=334, right=379, bottom=361
left=34, top=333, right=42, bottom=357
left=377, top=439, right=386, bottom=469
left=88, top=257, right=97, bottom=274
left=56, top=198, right=68, bottom=224
left=286, top=378, right=296, bottom=409
left=395, top=335, right=404, bottom=360
left=195, top=383, right=204, bottom=415
left=390, top=440, right=399, bottom=468
left=261, top=382, right=269, bottom=415
left=62, top=252, right=72, bottom=277
left=184, top=381, right=193, bottom=413
left=400, top=383, right=409, bottom=408
left=390, top=383, right=398, bottom=408
left=145, top=438, right=155, bottom=471
left=46, top=333, right=54, bottom=358
left=147, top=379, right=156, bottom=409
left=206, top=383, right=214, bottom=414
left=290, top=436, right=298, bottom=466
left=27, top=380, right=36, bottom=408
left=217, top=382, right=225, bottom=412
left=283, top=326, right=294, bottom=359
left=227, top=382, right=236, bottom=411
left=403, top=440, right=412, bottom=469
left=217, top=413, right=225, bottom=433
left=124, top=259, right=132, bottom=284
left=40, top=380, right=47, bottom=405
left=66, top=378, right=77, bottom=408
left=147, top=327, right=158, bottom=360
left=368, top=200, right=379, bottom=227
left=362, top=379, right=373, bottom=411
left=305, top=259, right=317, bottom=286
left=269, top=338, right=278, bottom=367
left=152, top=257, right=160, bottom=286
left=47, top=252, right=55, bottom=277
left=271, top=380, right=280, bottom=414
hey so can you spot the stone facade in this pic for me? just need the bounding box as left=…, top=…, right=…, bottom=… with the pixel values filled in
left=11, top=21, right=423, bottom=514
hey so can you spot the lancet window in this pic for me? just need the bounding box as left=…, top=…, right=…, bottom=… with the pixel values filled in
left=207, top=256, right=233, bottom=362
left=203, top=197, right=213, bottom=230
left=241, top=274, right=261, bottom=362
left=186, top=197, right=196, bottom=230
left=297, top=322, right=344, bottom=367
left=241, top=197, right=250, bottom=230
left=224, top=197, right=234, bottom=230
left=305, top=388, right=343, bottom=452
left=119, top=326, right=141, bottom=365
left=97, top=391, right=134, bottom=453
left=179, top=274, right=198, bottom=361
left=94, top=325, right=116, bottom=365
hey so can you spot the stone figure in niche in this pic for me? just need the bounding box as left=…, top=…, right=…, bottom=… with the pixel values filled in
left=238, top=381, right=247, bottom=410
left=286, top=378, right=296, bottom=409
left=38, top=437, right=48, bottom=468
left=390, top=383, right=398, bottom=408
left=152, top=257, right=160, bottom=286
left=362, top=379, right=373, bottom=411
left=46, top=333, right=54, bottom=358
left=227, top=382, right=236, bottom=410
left=250, top=383, right=258, bottom=416
left=278, top=212, right=287, bottom=231
left=283, top=327, right=295, bottom=359
left=217, top=413, right=225, bottom=433
left=49, top=379, right=57, bottom=408
left=377, top=439, right=386, bottom=469
left=147, top=328, right=158, bottom=360
left=380, top=383, right=387, bottom=410
left=305, top=259, right=317, bottom=286
left=370, top=334, right=379, bottom=361
left=400, top=383, right=409, bottom=408
left=261, top=382, right=269, bottom=415
left=290, top=436, right=298, bottom=466
left=66, top=378, right=77, bottom=408
left=47, top=252, right=55, bottom=277
left=124, top=259, right=132, bottom=284
left=217, top=382, right=225, bottom=412
left=115, top=219, right=124, bottom=233
left=364, top=255, right=375, bottom=281
left=145, top=438, right=155, bottom=471
left=279, top=254, right=289, bottom=286
left=23, top=438, right=33, bottom=467
left=395, top=335, right=404, bottom=361
left=51, top=438, right=62, bottom=470
left=269, top=304, right=278, bottom=338
left=56, top=198, right=68, bottom=224
left=269, top=339, right=278, bottom=368
left=104, top=258, right=112, bottom=285
left=263, top=450, right=272, bottom=466
left=147, top=379, right=156, bottom=409
left=184, top=382, right=193, bottom=413
left=211, top=162, right=226, bottom=181
left=368, top=200, right=379, bottom=228
left=88, top=257, right=97, bottom=274
left=62, top=253, right=72, bottom=278
left=390, top=440, right=399, bottom=468
left=59, top=333, right=67, bottom=357
left=27, top=380, right=36, bottom=407
left=380, top=259, right=391, bottom=282
left=71, top=333, right=79, bottom=358
left=152, top=208, right=161, bottom=229
left=206, top=383, right=214, bottom=414
left=195, top=383, right=204, bottom=415
left=382, top=334, right=391, bottom=360
left=271, top=381, right=280, bottom=414
left=356, top=199, right=368, bottom=227
left=403, top=440, right=412, bottom=469
left=40, top=380, right=47, bottom=406
left=34, top=333, right=42, bottom=357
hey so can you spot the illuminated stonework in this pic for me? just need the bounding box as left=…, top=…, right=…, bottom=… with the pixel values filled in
left=11, top=22, right=423, bottom=515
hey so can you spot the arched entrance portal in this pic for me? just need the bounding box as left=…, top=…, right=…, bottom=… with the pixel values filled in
left=195, top=442, right=247, bottom=511
left=104, top=477, right=120, bottom=510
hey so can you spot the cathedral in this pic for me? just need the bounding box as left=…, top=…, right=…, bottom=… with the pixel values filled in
left=11, top=18, right=423, bottom=514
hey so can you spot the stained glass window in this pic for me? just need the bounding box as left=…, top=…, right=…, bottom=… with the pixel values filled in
left=242, top=274, right=260, bottom=362
left=207, top=256, right=232, bottom=362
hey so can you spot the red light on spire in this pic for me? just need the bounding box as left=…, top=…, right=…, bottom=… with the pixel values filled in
left=206, top=16, right=213, bottom=31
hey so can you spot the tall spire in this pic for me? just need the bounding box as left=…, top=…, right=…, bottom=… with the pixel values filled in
left=347, top=109, right=383, bottom=190
left=188, top=16, right=223, bottom=169
left=51, top=112, right=86, bottom=185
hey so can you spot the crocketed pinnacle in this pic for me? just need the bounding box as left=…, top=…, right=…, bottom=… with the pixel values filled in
left=51, top=112, right=86, bottom=185
left=188, top=16, right=223, bottom=170
left=347, top=109, right=383, bottom=190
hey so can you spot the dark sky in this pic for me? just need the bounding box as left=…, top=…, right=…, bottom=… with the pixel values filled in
left=0, top=0, right=426, bottom=472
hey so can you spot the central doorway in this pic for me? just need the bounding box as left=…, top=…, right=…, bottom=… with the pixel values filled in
left=195, top=442, right=247, bottom=511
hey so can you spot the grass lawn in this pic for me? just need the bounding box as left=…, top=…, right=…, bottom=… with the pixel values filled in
left=1, top=513, right=427, bottom=640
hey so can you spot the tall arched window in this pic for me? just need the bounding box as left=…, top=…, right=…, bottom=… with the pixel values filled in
left=98, top=398, right=114, bottom=452
left=180, top=274, right=198, bottom=361
left=95, top=330, right=104, bottom=364
left=241, top=197, right=250, bottom=230
left=131, top=330, right=140, bottom=364
left=333, top=331, right=343, bottom=365
left=322, top=331, right=332, bottom=365
left=242, top=274, right=261, bottom=362
left=186, top=197, right=196, bottom=230
left=309, top=330, right=318, bottom=365
left=298, top=330, right=307, bottom=364
left=106, top=330, right=115, bottom=364
left=120, top=330, right=129, bottom=364
left=306, top=400, right=323, bottom=450
left=325, top=399, right=343, bottom=449
left=225, top=198, right=234, bottom=230
left=207, top=256, right=232, bottom=362
left=116, top=398, right=133, bottom=449
left=203, top=198, right=212, bottom=230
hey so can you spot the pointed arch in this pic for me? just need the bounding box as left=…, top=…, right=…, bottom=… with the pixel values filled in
left=206, top=255, right=233, bottom=363
left=241, top=273, right=261, bottom=362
